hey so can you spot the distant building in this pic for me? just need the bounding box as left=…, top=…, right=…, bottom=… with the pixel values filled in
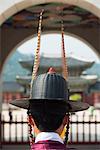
left=2, top=51, right=100, bottom=109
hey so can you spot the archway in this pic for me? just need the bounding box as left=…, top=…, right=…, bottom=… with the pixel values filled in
left=1, top=1, right=100, bottom=72
left=0, top=0, right=100, bottom=25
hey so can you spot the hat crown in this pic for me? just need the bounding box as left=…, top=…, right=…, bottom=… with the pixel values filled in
left=10, top=71, right=89, bottom=112
left=31, top=72, right=69, bottom=101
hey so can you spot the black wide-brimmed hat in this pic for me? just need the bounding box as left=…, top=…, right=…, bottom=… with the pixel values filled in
left=10, top=68, right=89, bottom=113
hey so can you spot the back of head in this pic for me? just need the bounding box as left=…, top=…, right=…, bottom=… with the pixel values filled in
left=31, top=111, right=65, bottom=132
left=30, top=100, right=68, bottom=131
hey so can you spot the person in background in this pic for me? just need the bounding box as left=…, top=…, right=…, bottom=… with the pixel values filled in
left=8, top=108, right=12, bottom=122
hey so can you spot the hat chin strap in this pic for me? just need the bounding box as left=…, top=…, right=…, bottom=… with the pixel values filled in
left=27, top=110, right=35, bottom=146
left=64, top=113, right=70, bottom=145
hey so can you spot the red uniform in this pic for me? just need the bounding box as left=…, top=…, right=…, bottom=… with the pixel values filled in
left=31, top=140, right=69, bottom=150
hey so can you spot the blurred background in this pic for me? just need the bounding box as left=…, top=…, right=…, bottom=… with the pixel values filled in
left=0, top=0, right=100, bottom=149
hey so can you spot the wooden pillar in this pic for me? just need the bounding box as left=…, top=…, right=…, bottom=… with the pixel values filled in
left=0, top=78, right=2, bottom=148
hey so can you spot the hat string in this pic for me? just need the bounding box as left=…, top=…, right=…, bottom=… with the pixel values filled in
left=28, top=9, right=44, bottom=146
left=61, top=20, right=70, bottom=145
left=30, top=9, right=44, bottom=99
left=61, top=20, right=68, bottom=81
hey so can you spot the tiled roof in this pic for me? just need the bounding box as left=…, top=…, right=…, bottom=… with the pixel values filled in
left=1, top=50, right=100, bottom=83
left=19, top=56, right=94, bottom=71
left=84, top=63, right=100, bottom=78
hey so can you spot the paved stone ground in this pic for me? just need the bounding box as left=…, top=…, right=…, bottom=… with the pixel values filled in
left=0, top=144, right=100, bottom=150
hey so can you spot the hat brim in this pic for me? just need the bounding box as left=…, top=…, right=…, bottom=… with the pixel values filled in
left=10, top=98, right=89, bottom=112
